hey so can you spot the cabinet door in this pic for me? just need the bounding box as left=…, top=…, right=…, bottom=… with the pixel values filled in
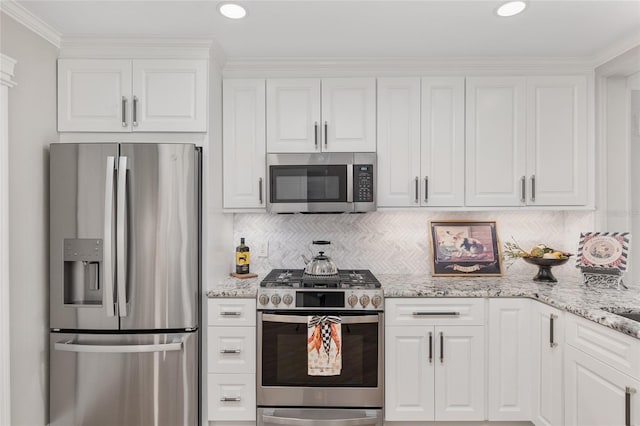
left=465, top=77, right=527, bottom=206
left=565, top=345, right=640, bottom=426
left=57, top=59, right=131, bottom=132
left=421, top=77, right=465, bottom=206
left=132, top=59, right=207, bottom=132
left=385, top=326, right=435, bottom=421
left=223, top=79, right=266, bottom=209
left=435, top=326, right=485, bottom=421
left=266, top=79, right=321, bottom=153
left=488, top=299, right=531, bottom=421
left=208, top=373, right=256, bottom=421
left=207, top=326, right=256, bottom=374
left=532, top=302, right=564, bottom=426
left=526, top=76, right=588, bottom=206
left=376, top=78, right=421, bottom=207
left=322, top=78, right=376, bottom=152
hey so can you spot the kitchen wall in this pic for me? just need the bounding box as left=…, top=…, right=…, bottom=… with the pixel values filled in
left=233, top=210, right=595, bottom=278
left=0, top=14, right=58, bottom=426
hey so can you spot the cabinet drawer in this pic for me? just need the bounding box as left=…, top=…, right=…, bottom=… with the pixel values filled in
left=208, top=299, right=256, bottom=326
left=566, top=313, right=640, bottom=380
left=208, top=326, right=256, bottom=373
left=207, top=373, right=256, bottom=421
left=386, top=298, right=485, bottom=326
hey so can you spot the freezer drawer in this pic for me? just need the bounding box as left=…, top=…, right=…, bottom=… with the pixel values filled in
left=50, top=331, right=199, bottom=426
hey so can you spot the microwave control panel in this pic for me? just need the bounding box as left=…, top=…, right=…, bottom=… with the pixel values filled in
left=354, top=164, right=374, bottom=202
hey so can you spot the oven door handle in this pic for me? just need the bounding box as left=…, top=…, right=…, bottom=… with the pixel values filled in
left=260, top=313, right=380, bottom=324
left=261, top=414, right=379, bottom=426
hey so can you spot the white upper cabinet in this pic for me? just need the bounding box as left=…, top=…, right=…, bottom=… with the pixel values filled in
left=376, top=77, right=464, bottom=208
left=58, top=58, right=207, bottom=132
left=465, top=75, right=589, bottom=207
left=526, top=76, right=588, bottom=206
left=266, top=78, right=376, bottom=153
left=376, top=77, right=421, bottom=207
left=223, top=79, right=266, bottom=209
left=421, top=77, right=465, bottom=206
left=465, top=76, right=527, bottom=206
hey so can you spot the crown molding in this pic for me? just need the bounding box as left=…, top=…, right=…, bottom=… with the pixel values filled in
left=594, top=45, right=640, bottom=78
left=222, top=56, right=596, bottom=78
left=0, top=0, right=61, bottom=48
left=592, top=32, right=640, bottom=70
left=0, top=54, right=17, bottom=88
left=58, top=36, right=214, bottom=59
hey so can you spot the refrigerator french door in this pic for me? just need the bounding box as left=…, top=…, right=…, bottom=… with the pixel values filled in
left=49, top=143, right=201, bottom=426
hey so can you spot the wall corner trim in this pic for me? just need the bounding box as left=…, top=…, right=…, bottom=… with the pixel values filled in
left=0, top=0, right=62, bottom=48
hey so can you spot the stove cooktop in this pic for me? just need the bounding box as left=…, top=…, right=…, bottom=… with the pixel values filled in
left=260, top=268, right=381, bottom=289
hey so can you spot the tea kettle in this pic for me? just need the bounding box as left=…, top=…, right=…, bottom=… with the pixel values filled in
left=301, top=240, right=338, bottom=276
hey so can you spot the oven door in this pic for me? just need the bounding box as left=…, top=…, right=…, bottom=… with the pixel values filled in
left=257, top=311, right=383, bottom=408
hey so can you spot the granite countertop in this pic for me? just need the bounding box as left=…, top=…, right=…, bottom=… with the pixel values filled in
left=207, top=272, right=640, bottom=340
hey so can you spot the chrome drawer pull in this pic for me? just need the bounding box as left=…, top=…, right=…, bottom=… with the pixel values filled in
left=412, top=311, right=460, bottom=316
left=626, top=387, right=636, bottom=426
left=220, top=396, right=241, bottom=402
left=220, top=311, right=242, bottom=317
left=220, top=349, right=241, bottom=354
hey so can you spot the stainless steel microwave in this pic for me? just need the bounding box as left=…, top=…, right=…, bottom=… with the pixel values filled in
left=266, top=153, right=376, bottom=213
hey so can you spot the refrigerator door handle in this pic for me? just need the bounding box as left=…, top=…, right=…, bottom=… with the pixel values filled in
left=54, top=339, right=183, bottom=354
left=116, top=156, right=128, bottom=317
left=104, top=156, right=116, bottom=317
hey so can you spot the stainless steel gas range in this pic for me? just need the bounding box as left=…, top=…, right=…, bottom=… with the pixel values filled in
left=256, top=269, right=384, bottom=426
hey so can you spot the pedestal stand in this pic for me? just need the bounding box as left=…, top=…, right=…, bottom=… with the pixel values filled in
left=581, top=266, right=626, bottom=289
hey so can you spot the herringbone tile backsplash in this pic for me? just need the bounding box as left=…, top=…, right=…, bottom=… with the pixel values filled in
left=234, top=211, right=594, bottom=276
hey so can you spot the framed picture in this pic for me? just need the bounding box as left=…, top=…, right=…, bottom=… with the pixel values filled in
left=429, top=220, right=503, bottom=276
left=577, top=232, right=631, bottom=271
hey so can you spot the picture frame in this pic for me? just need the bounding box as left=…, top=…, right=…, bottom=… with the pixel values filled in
left=429, top=220, right=503, bottom=276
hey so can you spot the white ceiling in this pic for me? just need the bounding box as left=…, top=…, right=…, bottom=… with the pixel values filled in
left=12, top=0, right=640, bottom=59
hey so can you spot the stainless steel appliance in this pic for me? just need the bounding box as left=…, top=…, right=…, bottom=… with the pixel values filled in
left=257, top=269, right=384, bottom=425
left=266, top=153, right=376, bottom=213
left=49, top=143, right=201, bottom=426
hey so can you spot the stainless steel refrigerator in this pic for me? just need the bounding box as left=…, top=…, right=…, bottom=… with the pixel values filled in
left=49, top=143, right=201, bottom=426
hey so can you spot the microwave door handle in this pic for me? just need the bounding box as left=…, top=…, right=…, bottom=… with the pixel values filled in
left=103, top=156, right=116, bottom=317
left=347, top=163, right=353, bottom=203
left=261, top=414, right=379, bottom=426
left=260, top=313, right=380, bottom=324
left=116, top=156, right=128, bottom=317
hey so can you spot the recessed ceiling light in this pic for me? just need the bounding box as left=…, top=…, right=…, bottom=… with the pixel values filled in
left=496, top=1, right=527, bottom=17
left=219, top=3, right=247, bottom=19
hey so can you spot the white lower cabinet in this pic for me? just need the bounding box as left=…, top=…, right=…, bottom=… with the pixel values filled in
left=487, top=298, right=532, bottom=421
left=207, top=299, right=256, bottom=422
left=385, top=299, right=485, bottom=421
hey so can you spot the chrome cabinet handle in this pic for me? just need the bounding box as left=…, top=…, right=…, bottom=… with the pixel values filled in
left=259, top=177, right=263, bottom=204
left=219, top=349, right=241, bottom=354
left=521, top=176, right=526, bottom=203
left=116, top=156, right=128, bottom=317
left=220, top=311, right=242, bottom=317
left=314, top=122, right=319, bottom=149
left=440, top=331, right=444, bottom=363
left=103, top=156, right=116, bottom=317
left=121, top=96, right=127, bottom=127
left=324, top=121, right=328, bottom=148
left=132, top=96, right=138, bottom=127
left=412, top=311, right=460, bottom=316
left=414, top=177, right=419, bottom=203
left=550, top=313, right=558, bottom=348
left=220, top=396, right=241, bottom=402
left=530, top=175, right=536, bottom=202
left=626, top=387, right=636, bottom=426
left=424, top=177, right=429, bottom=202
left=428, top=331, right=433, bottom=364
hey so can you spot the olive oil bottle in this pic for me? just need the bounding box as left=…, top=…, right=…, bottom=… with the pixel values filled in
left=235, top=238, right=250, bottom=274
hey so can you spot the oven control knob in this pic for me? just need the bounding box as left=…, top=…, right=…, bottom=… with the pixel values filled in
left=282, top=294, right=294, bottom=306
left=359, top=294, right=370, bottom=308
left=347, top=295, right=358, bottom=308
left=271, top=294, right=282, bottom=306
left=258, top=294, right=270, bottom=306
left=372, top=295, right=383, bottom=308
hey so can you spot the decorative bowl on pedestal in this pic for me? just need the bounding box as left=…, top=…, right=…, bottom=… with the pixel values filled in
left=522, top=256, right=571, bottom=283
